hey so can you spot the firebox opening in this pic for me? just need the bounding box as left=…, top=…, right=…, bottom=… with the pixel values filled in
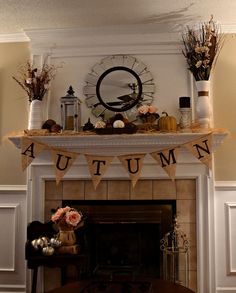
left=62, top=200, right=176, bottom=279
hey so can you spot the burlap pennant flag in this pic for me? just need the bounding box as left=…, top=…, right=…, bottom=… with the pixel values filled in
left=85, top=154, right=114, bottom=190
left=118, top=153, right=146, bottom=187
left=183, top=134, right=212, bottom=168
left=21, top=137, right=46, bottom=171
left=151, top=147, right=179, bottom=180
left=51, top=149, right=79, bottom=184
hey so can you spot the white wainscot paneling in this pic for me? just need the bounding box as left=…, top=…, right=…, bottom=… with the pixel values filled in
left=0, top=204, right=18, bottom=271
left=225, top=203, right=236, bottom=275
left=215, top=182, right=236, bottom=293
left=0, top=186, right=27, bottom=293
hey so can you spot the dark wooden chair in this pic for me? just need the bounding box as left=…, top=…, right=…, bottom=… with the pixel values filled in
left=25, top=221, right=88, bottom=293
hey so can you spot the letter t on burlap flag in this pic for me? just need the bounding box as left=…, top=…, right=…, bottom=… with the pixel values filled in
left=85, top=154, right=113, bottom=190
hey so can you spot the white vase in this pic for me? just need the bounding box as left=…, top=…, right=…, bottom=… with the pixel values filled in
left=195, top=80, right=212, bottom=129
left=28, top=99, right=43, bottom=130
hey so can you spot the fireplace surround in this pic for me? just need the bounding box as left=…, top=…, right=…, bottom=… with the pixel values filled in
left=9, top=132, right=227, bottom=293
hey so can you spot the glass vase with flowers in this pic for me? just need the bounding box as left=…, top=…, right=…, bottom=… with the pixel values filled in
left=51, top=206, right=83, bottom=246
left=137, top=104, right=159, bottom=131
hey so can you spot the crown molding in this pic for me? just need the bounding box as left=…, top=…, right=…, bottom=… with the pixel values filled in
left=0, top=22, right=235, bottom=47
left=24, top=27, right=183, bottom=56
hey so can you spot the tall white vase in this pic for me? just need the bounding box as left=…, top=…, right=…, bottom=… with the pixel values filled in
left=195, top=80, right=211, bottom=129
left=28, top=99, right=43, bottom=130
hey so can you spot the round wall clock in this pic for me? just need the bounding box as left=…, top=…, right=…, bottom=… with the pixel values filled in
left=83, top=55, right=155, bottom=121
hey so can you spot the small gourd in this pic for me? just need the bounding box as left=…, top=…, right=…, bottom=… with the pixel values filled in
left=42, top=246, right=55, bottom=256
left=158, top=112, right=177, bottom=132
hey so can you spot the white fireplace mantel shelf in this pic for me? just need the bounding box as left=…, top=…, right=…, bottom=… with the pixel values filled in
left=8, top=131, right=228, bottom=155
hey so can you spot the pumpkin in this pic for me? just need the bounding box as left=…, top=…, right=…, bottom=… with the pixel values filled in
left=158, top=112, right=177, bottom=132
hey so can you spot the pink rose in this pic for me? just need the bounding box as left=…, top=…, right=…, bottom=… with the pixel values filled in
left=65, top=211, right=82, bottom=227
left=148, top=105, right=158, bottom=113
left=138, top=105, right=149, bottom=114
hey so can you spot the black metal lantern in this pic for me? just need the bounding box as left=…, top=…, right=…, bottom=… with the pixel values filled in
left=60, top=86, right=82, bottom=131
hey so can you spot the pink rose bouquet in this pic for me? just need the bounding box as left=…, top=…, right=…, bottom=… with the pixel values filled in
left=137, top=105, right=159, bottom=123
left=51, top=206, right=83, bottom=231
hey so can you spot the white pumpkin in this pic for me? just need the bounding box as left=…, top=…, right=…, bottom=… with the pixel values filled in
left=95, top=121, right=106, bottom=128
left=31, top=239, right=39, bottom=250
left=50, top=237, right=62, bottom=248
left=42, top=246, right=55, bottom=256
left=36, top=238, right=44, bottom=248
left=113, top=120, right=125, bottom=128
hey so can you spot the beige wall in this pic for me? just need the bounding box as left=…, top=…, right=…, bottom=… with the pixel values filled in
left=0, top=38, right=235, bottom=184
left=0, top=42, right=30, bottom=185
left=213, top=35, right=236, bottom=180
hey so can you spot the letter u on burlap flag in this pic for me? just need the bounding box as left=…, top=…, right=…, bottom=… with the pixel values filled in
left=118, top=153, right=146, bottom=187
left=183, top=134, right=212, bottom=168
left=21, top=137, right=46, bottom=171
left=151, top=147, right=179, bottom=180
left=51, top=149, right=78, bottom=184
left=85, top=154, right=114, bottom=190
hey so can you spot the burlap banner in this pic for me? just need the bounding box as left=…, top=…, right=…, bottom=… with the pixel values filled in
left=118, top=153, right=146, bottom=187
left=85, top=154, right=114, bottom=190
left=51, top=149, right=79, bottom=184
left=183, top=134, right=212, bottom=168
left=21, top=137, right=46, bottom=171
left=18, top=133, right=215, bottom=189
left=151, top=147, right=179, bottom=180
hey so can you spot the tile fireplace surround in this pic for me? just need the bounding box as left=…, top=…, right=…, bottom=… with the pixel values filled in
left=9, top=132, right=227, bottom=293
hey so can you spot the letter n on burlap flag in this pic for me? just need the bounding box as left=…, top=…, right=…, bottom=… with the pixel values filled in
left=151, top=147, right=179, bottom=180
left=51, top=149, right=79, bottom=184
left=183, top=134, right=212, bottom=168
left=118, top=153, right=146, bottom=187
left=21, top=137, right=46, bottom=171
left=85, top=154, right=114, bottom=190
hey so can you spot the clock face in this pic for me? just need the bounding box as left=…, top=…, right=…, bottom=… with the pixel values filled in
left=83, top=55, right=155, bottom=122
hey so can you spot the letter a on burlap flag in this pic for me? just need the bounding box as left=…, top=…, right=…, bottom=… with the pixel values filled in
left=118, top=153, right=146, bottom=187
left=21, top=137, right=46, bottom=171
left=183, top=134, right=212, bottom=168
left=51, top=149, right=78, bottom=184
left=85, top=154, right=113, bottom=190
left=151, top=147, right=179, bottom=180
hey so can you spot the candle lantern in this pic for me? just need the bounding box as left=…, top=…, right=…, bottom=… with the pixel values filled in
left=60, top=86, right=82, bottom=131
left=160, top=216, right=190, bottom=287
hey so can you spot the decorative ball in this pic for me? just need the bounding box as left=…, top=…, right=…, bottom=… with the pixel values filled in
left=113, top=120, right=125, bottom=128
left=42, top=246, right=55, bottom=256
left=51, top=124, right=62, bottom=133
left=95, top=121, right=106, bottom=129
left=42, top=119, right=56, bottom=131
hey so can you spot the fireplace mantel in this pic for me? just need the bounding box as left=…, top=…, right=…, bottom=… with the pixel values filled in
left=9, top=130, right=228, bottom=293
left=8, top=131, right=228, bottom=155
